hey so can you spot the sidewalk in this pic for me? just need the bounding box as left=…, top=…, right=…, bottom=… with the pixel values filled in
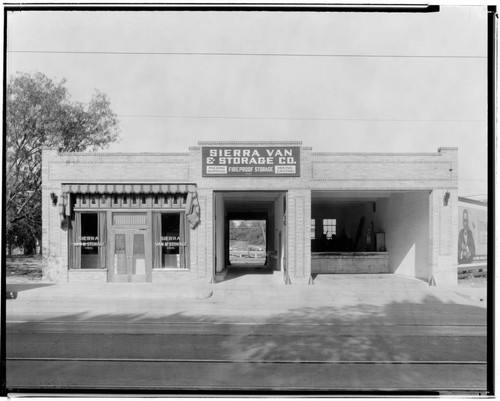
left=6, top=272, right=488, bottom=304
left=6, top=273, right=487, bottom=325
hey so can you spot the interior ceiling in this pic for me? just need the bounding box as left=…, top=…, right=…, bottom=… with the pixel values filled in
left=312, top=190, right=413, bottom=204
left=218, top=190, right=418, bottom=208
left=225, top=202, right=272, bottom=213
left=219, top=191, right=283, bottom=202
left=218, top=191, right=279, bottom=213
left=313, top=191, right=394, bottom=199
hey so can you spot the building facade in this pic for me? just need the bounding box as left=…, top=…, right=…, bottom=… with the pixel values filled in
left=42, top=141, right=459, bottom=286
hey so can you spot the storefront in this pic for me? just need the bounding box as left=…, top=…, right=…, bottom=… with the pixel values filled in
left=58, top=184, right=198, bottom=282
left=42, top=141, right=458, bottom=286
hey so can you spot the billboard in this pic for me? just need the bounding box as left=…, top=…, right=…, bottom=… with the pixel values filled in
left=202, top=146, right=300, bottom=177
left=458, top=203, right=487, bottom=263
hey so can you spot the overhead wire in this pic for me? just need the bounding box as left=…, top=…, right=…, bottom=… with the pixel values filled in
left=116, top=114, right=486, bottom=122
left=8, top=49, right=486, bottom=125
left=8, top=50, right=486, bottom=59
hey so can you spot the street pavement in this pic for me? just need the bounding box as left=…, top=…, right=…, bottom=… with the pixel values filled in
left=5, top=271, right=488, bottom=394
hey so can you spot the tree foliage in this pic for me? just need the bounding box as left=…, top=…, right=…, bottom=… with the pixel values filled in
left=6, top=71, right=120, bottom=253
left=229, top=220, right=266, bottom=246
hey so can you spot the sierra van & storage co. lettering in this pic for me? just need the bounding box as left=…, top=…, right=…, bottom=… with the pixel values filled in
left=202, top=147, right=301, bottom=177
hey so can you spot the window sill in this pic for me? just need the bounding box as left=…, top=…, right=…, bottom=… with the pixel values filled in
left=153, top=268, right=190, bottom=271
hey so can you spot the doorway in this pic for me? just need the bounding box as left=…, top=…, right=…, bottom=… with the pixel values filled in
left=213, top=191, right=286, bottom=281
left=108, top=229, right=150, bottom=282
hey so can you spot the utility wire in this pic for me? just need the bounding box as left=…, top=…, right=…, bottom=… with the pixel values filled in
left=8, top=50, right=486, bottom=59
left=117, top=114, right=486, bottom=122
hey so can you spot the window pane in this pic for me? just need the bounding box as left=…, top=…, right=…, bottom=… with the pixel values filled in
left=113, top=213, right=147, bottom=225
left=161, top=214, right=181, bottom=268
left=133, top=233, right=146, bottom=275
left=114, top=233, right=127, bottom=275
left=323, top=218, right=337, bottom=239
left=81, top=213, right=99, bottom=268
left=311, top=219, right=316, bottom=240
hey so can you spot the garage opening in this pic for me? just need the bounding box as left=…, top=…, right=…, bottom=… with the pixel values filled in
left=213, top=191, right=286, bottom=281
left=311, top=190, right=430, bottom=280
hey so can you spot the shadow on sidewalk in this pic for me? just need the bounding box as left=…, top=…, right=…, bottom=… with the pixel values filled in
left=221, top=264, right=274, bottom=282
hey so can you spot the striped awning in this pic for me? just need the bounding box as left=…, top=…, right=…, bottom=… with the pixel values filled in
left=61, top=183, right=197, bottom=194
left=58, top=183, right=200, bottom=230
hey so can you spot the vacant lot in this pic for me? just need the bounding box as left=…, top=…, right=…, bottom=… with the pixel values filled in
left=458, top=275, right=487, bottom=288
left=6, top=256, right=43, bottom=283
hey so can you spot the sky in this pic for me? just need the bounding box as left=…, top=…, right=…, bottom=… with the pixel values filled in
left=6, top=5, right=489, bottom=198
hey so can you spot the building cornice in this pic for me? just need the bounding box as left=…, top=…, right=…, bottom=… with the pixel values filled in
left=57, top=152, right=190, bottom=157
left=197, top=141, right=303, bottom=146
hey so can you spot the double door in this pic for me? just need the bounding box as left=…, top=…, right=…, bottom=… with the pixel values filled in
left=109, top=229, right=150, bottom=282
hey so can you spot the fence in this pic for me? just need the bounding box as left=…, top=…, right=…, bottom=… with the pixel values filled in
left=458, top=256, right=487, bottom=279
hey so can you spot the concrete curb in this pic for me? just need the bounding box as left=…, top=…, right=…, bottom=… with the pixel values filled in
left=6, top=283, right=214, bottom=301
left=5, top=276, right=487, bottom=307
left=452, top=288, right=487, bottom=303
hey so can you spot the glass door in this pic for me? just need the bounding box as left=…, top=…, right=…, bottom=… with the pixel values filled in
left=131, top=231, right=147, bottom=282
left=109, top=229, right=149, bottom=282
left=111, top=231, right=128, bottom=282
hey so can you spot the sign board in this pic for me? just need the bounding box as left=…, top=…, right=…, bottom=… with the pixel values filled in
left=202, top=146, right=300, bottom=177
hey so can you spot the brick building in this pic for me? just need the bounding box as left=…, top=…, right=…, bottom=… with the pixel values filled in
left=42, top=141, right=459, bottom=286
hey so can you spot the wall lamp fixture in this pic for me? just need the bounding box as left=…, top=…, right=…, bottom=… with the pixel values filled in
left=50, top=192, right=58, bottom=206
left=443, top=191, right=450, bottom=206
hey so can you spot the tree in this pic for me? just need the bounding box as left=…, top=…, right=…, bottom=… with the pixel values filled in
left=229, top=220, right=239, bottom=240
left=246, top=221, right=265, bottom=246
left=6, top=71, right=120, bottom=254
left=229, top=220, right=266, bottom=246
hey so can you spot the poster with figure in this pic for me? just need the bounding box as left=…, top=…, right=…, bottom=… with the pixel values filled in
left=458, top=209, right=476, bottom=265
left=458, top=199, right=487, bottom=264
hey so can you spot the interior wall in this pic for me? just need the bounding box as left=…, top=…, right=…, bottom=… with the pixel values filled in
left=361, top=201, right=388, bottom=251
left=273, top=193, right=285, bottom=271
left=214, top=192, right=225, bottom=273
left=266, top=203, right=275, bottom=253
left=373, top=199, right=389, bottom=233
left=312, top=202, right=382, bottom=251
left=345, top=204, right=369, bottom=250
left=311, top=204, right=344, bottom=237
left=385, top=192, right=430, bottom=279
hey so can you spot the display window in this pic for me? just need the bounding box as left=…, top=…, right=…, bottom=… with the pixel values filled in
left=152, top=212, right=188, bottom=269
left=69, top=212, right=107, bottom=269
